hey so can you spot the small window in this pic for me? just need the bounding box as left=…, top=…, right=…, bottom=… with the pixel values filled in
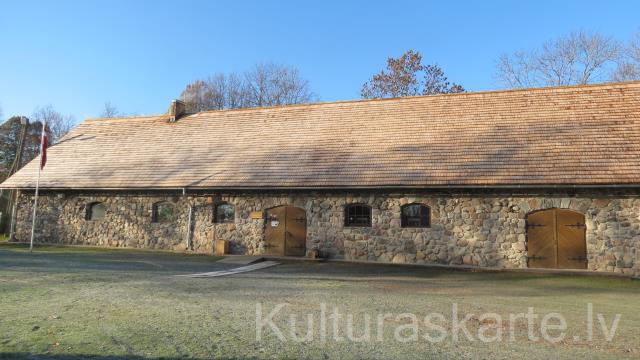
left=401, top=204, right=431, bottom=228
left=86, top=202, right=106, bottom=221
left=152, top=202, right=175, bottom=223
left=215, top=203, right=235, bottom=223
left=345, top=204, right=372, bottom=227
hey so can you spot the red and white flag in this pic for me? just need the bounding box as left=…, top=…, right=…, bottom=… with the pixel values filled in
left=40, top=123, right=50, bottom=169
left=30, top=121, right=51, bottom=251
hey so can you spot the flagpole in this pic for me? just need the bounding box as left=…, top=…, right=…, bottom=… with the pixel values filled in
left=29, top=121, right=46, bottom=252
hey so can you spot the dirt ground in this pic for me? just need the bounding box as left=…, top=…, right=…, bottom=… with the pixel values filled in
left=0, top=243, right=638, bottom=359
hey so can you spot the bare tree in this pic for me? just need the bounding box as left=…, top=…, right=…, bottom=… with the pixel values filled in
left=496, top=51, right=540, bottom=88
left=179, top=76, right=228, bottom=112
left=179, top=63, right=315, bottom=112
left=31, top=105, right=75, bottom=143
left=631, top=31, right=640, bottom=63
left=611, top=62, right=640, bottom=82
left=181, top=79, right=215, bottom=112
left=243, top=62, right=315, bottom=107
left=611, top=31, right=640, bottom=81
left=361, top=50, right=464, bottom=99
left=496, top=31, right=623, bottom=88
left=226, top=73, right=246, bottom=109
left=101, top=102, right=120, bottom=118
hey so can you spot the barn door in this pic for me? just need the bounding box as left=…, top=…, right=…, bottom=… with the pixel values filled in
left=526, top=209, right=587, bottom=269
left=264, top=206, right=306, bottom=256
left=556, top=210, right=587, bottom=269
left=526, top=210, right=557, bottom=269
left=285, top=207, right=306, bottom=256
left=265, top=206, right=286, bottom=255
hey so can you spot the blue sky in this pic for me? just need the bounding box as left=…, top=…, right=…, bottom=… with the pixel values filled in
left=1, top=0, right=639, bottom=122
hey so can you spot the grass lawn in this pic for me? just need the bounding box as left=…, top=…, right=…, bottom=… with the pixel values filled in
left=0, top=244, right=638, bottom=359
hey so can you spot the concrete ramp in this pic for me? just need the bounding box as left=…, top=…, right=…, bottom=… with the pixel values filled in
left=176, top=261, right=279, bottom=278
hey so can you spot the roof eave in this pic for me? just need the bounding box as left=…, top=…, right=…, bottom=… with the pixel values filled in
left=5, top=183, right=640, bottom=192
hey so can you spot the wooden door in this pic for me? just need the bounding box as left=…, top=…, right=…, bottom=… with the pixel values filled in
left=526, top=209, right=587, bottom=269
left=556, top=210, right=587, bottom=269
left=285, top=207, right=306, bottom=256
left=265, top=206, right=286, bottom=255
left=264, top=206, right=306, bottom=257
left=527, top=209, right=557, bottom=269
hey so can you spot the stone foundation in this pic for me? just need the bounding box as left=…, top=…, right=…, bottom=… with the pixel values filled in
left=12, top=190, right=640, bottom=276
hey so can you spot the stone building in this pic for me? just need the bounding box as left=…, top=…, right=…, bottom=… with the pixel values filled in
left=2, top=82, right=640, bottom=276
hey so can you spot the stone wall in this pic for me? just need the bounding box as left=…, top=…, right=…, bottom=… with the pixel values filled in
left=12, top=190, right=640, bottom=276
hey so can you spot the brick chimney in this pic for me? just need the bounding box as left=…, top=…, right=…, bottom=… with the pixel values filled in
left=167, top=99, right=187, bottom=122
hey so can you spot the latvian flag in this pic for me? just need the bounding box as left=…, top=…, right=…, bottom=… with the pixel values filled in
left=40, top=123, right=50, bottom=169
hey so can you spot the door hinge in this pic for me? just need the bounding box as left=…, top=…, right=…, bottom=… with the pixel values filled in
left=567, top=256, right=587, bottom=261
left=528, top=255, right=547, bottom=260
left=564, top=222, right=586, bottom=229
left=526, top=223, right=546, bottom=229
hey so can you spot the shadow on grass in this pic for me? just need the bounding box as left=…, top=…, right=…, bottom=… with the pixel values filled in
left=0, top=243, right=228, bottom=275
left=0, top=242, right=215, bottom=257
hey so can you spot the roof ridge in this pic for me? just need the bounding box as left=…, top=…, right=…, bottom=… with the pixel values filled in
left=85, top=114, right=170, bottom=122
left=83, top=80, right=640, bottom=122
left=191, top=80, right=640, bottom=115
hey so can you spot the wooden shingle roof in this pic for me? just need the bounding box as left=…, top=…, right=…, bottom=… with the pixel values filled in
left=3, top=82, right=640, bottom=190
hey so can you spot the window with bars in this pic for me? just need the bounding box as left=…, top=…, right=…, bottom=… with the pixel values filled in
left=152, top=201, right=175, bottom=223
left=401, top=204, right=431, bottom=228
left=215, top=203, right=235, bottom=223
left=344, top=204, right=372, bottom=227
